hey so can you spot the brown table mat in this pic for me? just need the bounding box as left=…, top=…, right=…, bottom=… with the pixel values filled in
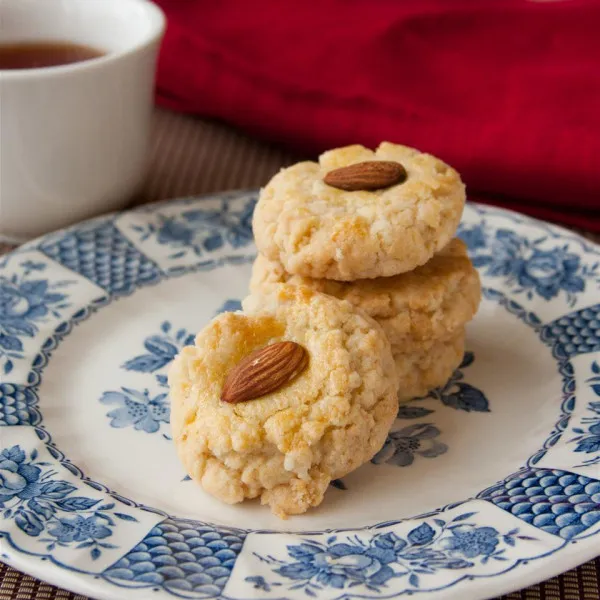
left=1, top=108, right=599, bottom=600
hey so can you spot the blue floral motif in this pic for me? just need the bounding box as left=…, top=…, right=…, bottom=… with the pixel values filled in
left=99, top=321, right=195, bottom=436
left=396, top=405, right=435, bottom=419
left=101, top=308, right=241, bottom=437
left=245, top=575, right=277, bottom=592
left=458, top=225, right=487, bottom=251
left=570, top=361, right=600, bottom=467
left=458, top=223, right=598, bottom=305
left=100, top=388, right=170, bottom=434
left=372, top=424, right=448, bottom=467
left=122, top=320, right=194, bottom=386
left=254, top=513, right=534, bottom=594
left=132, top=198, right=256, bottom=260
left=440, top=526, right=499, bottom=559
left=419, top=352, right=490, bottom=413
left=48, top=515, right=111, bottom=544
left=0, top=261, right=72, bottom=374
left=0, top=445, right=136, bottom=559
left=379, top=353, right=488, bottom=469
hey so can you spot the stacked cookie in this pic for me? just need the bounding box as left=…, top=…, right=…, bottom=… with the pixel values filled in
left=169, top=142, right=481, bottom=519
left=251, top=142, right=481, bottom=401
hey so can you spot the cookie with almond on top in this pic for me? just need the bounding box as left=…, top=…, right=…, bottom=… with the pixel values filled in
left=169, top=284, right=398, bottom=519
left=252, top=142, right=466, bottom=281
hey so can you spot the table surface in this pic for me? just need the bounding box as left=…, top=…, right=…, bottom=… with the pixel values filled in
left=0, top=108, right=598, bottom=600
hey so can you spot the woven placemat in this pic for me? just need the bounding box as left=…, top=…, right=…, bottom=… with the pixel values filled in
left=0, top=108, right=598, bottom=600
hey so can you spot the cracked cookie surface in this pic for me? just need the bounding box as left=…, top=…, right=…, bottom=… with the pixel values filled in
left=169, top=284, right=398, bottom=518
left=395, top=328, right=466, bottom=402
left=251, top=238, right=480, bottom=354
left=253, top=142, right=466, bottom=280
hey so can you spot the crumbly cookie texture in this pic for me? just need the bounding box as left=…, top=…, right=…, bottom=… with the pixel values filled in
left=251, top=238, right=480, bottom=353
left=169, top=284, right=398, bottom=518
left=395, top=329, right=466, bottom=402
left=253, top=142, right=466, bottom=280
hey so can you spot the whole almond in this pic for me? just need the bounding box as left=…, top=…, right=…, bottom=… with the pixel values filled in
left=324, top=160, right=407, bottom=191
left=221, top=341, right=308, bottom=403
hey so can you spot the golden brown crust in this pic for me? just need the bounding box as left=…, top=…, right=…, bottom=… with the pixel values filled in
left=251, top=238, right=481, bottom=353
left=395, top=329, right=466, bottom=402
left=253, top=142, right=466, bottom=280
left=169, top=284, right=398, bottom=518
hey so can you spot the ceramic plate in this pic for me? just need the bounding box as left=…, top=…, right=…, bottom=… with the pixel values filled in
left=1, top=191, right=599, bottom=600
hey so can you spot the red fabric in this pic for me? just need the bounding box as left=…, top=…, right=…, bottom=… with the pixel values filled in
left=154, top=0, right=600, bottom=231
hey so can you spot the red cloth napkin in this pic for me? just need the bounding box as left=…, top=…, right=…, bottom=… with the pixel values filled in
left=154, top=0, right=600, bottom=231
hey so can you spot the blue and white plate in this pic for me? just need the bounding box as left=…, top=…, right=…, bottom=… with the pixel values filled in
left=1, top=191, right=599, bottom=600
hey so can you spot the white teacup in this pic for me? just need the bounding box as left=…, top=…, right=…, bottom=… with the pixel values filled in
left=0, top=0, right=165, bottom=242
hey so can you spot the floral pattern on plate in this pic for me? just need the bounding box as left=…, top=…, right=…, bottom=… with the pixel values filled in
left=458, top=221, right=599, bottom=306
left=570, top=361, right=600, bottom=467
left=99, top=300, right=242, bottom=437
left=0, top=261, right=73, bottom=375
left=0, top=444, right=140, bottom=561
left=0, top=195, right=598, bottom=600
left=115, top=192, right=257, bottom=274
left=250, top=514, right=534, bottom=595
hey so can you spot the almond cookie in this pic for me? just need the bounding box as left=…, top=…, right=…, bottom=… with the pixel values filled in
left=251, top=238, right=480, bottom=354
left=169, top=284, right=398, bottom=518
left=253, top=142, right=466, bottom=280
left=395, top=329, right=466, bottom=402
